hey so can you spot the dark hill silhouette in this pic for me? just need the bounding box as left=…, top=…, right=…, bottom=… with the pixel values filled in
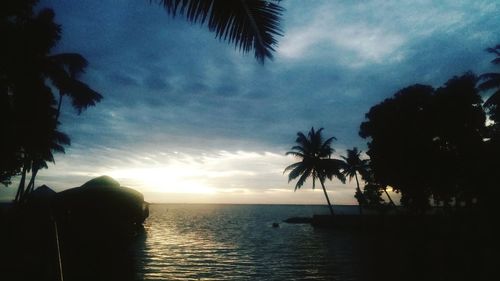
left=51, top=176, right=148, bottom=281
left=55, top=175, right=149, bottom=238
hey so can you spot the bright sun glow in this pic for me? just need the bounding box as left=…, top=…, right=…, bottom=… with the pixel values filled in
left=108, top=166, right=216, bottom=194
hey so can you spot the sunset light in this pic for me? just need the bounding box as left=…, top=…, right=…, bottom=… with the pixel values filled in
left=2, top=1, right=497, bottom=280
left=108, top=166, right=216, bottom=194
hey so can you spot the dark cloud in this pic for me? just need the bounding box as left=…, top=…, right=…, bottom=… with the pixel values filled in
left=144, top=75, right=170, bottom=91
left=107, top=72, right=140, bottom=87
left=12, top=0, right=496, bottom=203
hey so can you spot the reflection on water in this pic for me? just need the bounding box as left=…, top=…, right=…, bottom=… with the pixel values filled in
left=2, top=204, right=489, bottom=280
left=126, top=204, right=493, bottom=281
left=134, top=204, right=363, bottom=280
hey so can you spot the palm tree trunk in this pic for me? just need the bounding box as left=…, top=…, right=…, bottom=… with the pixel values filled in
left=14, top=163, right=28, bottom=203
left=320, top=180, right=335, bottom=215
left=354, top=173, right=363, bottom=215
left=25, top=166, right=38, bottom=195
left=384, top=187, right=395, bottom=206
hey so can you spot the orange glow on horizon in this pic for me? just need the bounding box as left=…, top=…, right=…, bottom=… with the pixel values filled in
left=108, top=166, right=216, bottom=194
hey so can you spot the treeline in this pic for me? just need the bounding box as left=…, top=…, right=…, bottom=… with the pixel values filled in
left=359, top=45, right=500, bottom=213
left=0, top=0, right=102, bottom=202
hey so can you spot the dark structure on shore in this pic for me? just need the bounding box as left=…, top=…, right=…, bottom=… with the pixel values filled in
left=0, top=176, right=149, bottom=281
left=55, top=175, right=149, bottom=238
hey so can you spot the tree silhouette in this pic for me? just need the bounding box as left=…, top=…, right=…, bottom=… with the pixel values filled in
left=360, top=84, right=435, bottom=211
left=155, top=0, right=284, bottom=63
left=340, top=147, right=369, bottom=214
left=0, top=88, right=23, bottom=186
left=1, top=0, right=100, bottom=201
left=284, top=127, right=345, bottom=215
left=16, top=128, right=70, bottom=202
left=360, top=73, right=487, bottom=212
left=431, top=73, right=485, bottom=206
left=477, top=44, right=500, bottom=210
left=45, top=53, right=102, bottom=120
left=478, top=44, right=500, bottom=124
left=358, top=164, right=395, bottom=207
left=361, top=183, right=385, bottom=208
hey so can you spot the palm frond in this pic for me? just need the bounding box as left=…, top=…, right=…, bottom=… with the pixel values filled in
left=67, top=80, right=103, bottom=114
left=290, top=145, right=306, bottom=153
left=295, top=131, right=310, bottom=148
left=485, top=91, right=500, bottom=108
left=40, top=152, right=55, bottom=164
left=54, top=131, right=71, bottom=146
left=33, top=158, right=49, bottom=170
left=337, top=173, right=347, bottom=184
left=50, top=143, right=65, bottom=154
left=295, top=167, right=311, bottom=190
left=44, top=52, right=102, bottom=113
left=322, top=136, right=337, bottom=148
left=287, top=164, right=307, bottom=184
left=47, top=53, right=88, bottom=78
left=283, top=161, right=301, bottom=174
left=156, top=0, right=284, bottom=63
left=478, top=73, right=500, bottom=91
left=50, top=131, right=70, bottom=154
left=322, top=158, right=346, bottom=183
left=328, top=169, right=346, bottom=184
left=310, top=127, right=323, bottom=149
left=486, top=45, right=500, bottom=57
left=317, top=172, right=326, bottom=185
left=320, top=136, right=336, bottom=156
left=285, top=151, right=305, bottom=158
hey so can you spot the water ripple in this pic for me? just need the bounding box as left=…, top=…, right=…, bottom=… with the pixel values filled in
left=133, top=204, right=359, bottom=280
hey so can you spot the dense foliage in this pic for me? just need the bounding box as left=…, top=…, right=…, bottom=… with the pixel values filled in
left=0, top=0, right=101, bottom=201
left=360, top=70, right=497, bottom=212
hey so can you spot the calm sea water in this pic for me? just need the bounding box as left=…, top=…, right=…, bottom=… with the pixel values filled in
left=133, top=204, right=366, bottom=281
left=2, top=203, right=490, bottom=280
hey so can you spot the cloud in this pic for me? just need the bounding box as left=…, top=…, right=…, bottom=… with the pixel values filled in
left=278, top=1, right=406, bottom=65
left=20, top=147, right=358, bottom=204
left=278, top=0, right=498, bottom=67
left=16, top=0, right=498, bottom=204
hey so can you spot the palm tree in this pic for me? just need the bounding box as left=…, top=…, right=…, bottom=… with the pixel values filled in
left=155, top=0, right=284, bottom=63
left=16, top=52, right=98, bottom=203
left=284, top=127, right=345, bottom=215
left=22, top=129, right=71, bottom=200
left=478, top=44, right=500, bottom=124
left=13, top=82, right=71, bottom=202
left=2, top=3, right=99, bottom=201
left=44, top=53, right=103, bottom=120
left=341, top=147, right=369, bottom=214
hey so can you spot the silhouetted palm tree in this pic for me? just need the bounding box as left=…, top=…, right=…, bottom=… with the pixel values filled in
left=13, top=83, right=71, bottom=202
left=155, top=0, right=284, bottom=63
left=478, top=44, right=500, bottom=123
left=2, top=2, right=99, bottom=201
left=359, top=165, right=396, bottom=207
left=341, top=147, right=369, bottom=214
left=284, top=127, right=345, bottom=215
left=23, top=129, right=70, bottom=199
left=45, top=53, right=102, bottom=120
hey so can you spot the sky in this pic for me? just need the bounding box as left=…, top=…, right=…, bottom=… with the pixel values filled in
left=1, top=0, right=499, bottom=204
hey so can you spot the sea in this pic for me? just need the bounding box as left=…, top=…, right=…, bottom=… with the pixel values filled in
left=131, top=204, right=376, bottom=281
left=1, top=203, right=490, bottom=280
